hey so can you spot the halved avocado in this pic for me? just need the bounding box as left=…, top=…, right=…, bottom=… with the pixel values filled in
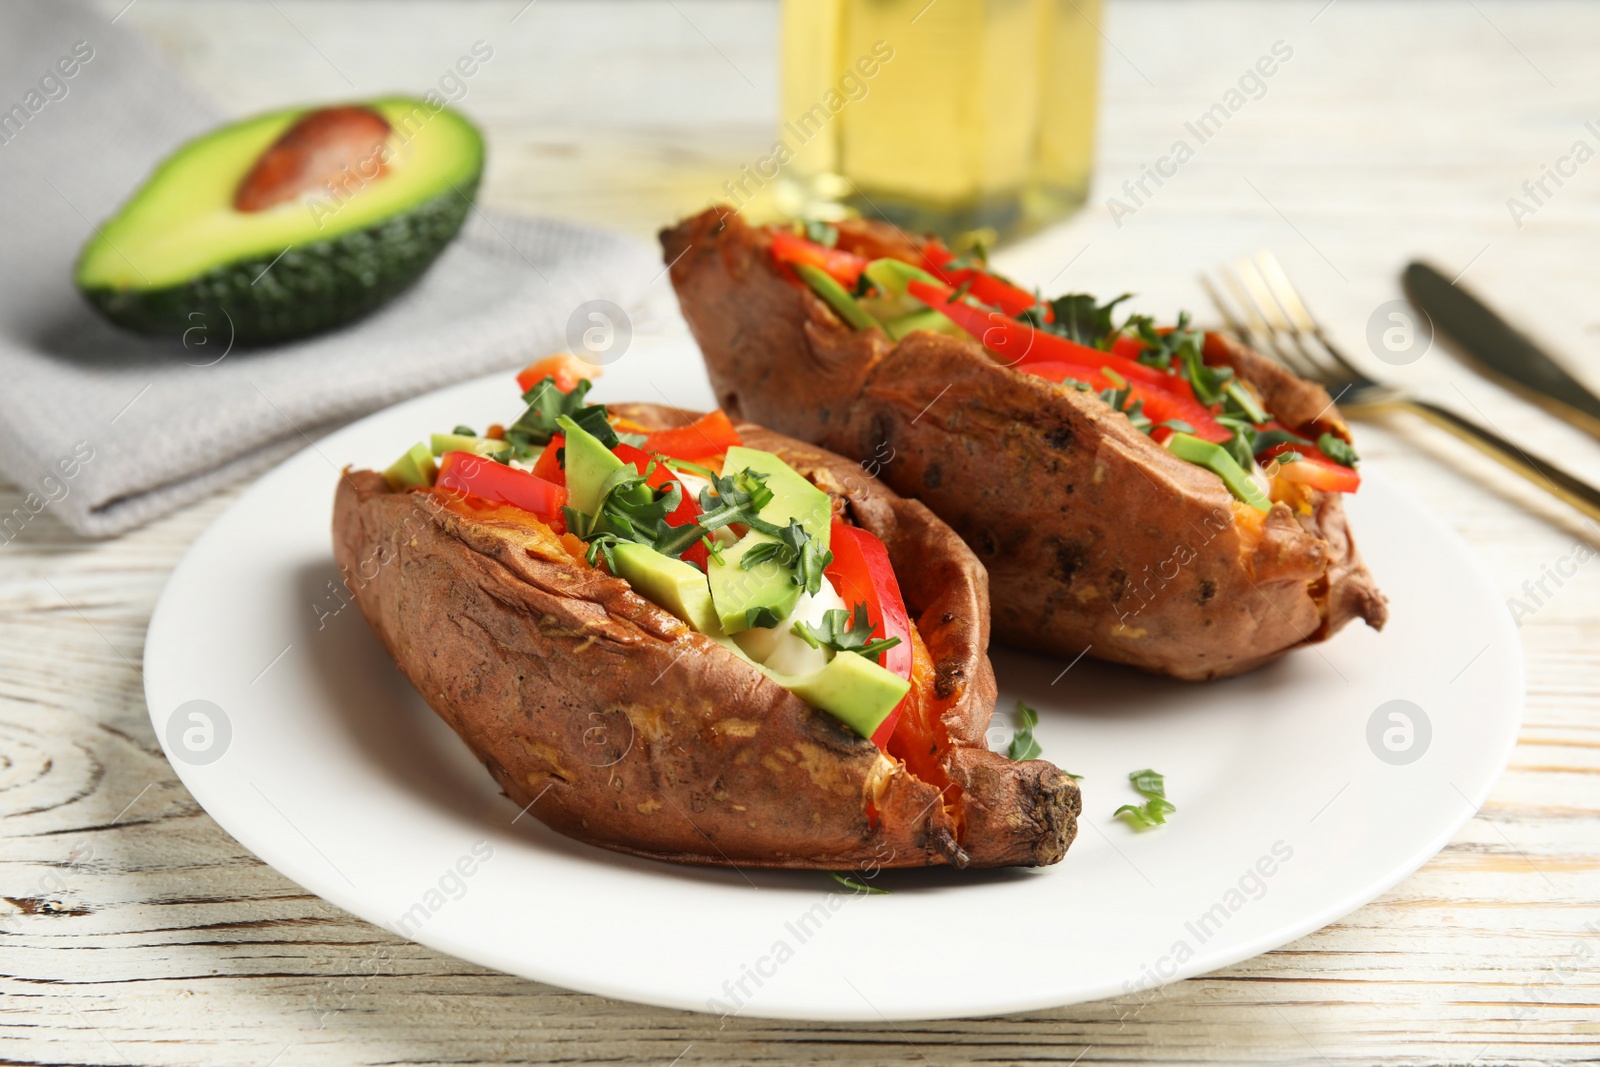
left=76, top=97, right=484, bottom=346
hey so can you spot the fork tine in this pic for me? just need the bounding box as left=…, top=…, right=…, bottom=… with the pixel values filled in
left=1253, top=251, right=1317, bottom=334
left=1234, top=258, right=1355, bottom=388
left=1252, top=250, right=1375, bottom=390
left=1220, top=262, right=1323, bottom=381
left=1199, top=273, right=1251, bottom=340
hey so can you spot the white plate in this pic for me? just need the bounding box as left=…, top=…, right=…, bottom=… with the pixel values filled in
left=145, top=337, right=1523, bottom=1022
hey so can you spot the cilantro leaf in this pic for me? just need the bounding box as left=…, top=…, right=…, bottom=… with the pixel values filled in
left=506, top=377, right=610, bottom=456
left=792, top=603, right=902, bottom=663
left=1007, top=700, right=1043, bottom=761
left=739, top=520, right=834, bottom=595
left=1024, top=293, right=1131, bottom=349
left=562, top=460, right=686, bottom=565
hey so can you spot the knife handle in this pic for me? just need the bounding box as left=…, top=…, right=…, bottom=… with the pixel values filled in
left=1400, top=399, right=1600, bottom=525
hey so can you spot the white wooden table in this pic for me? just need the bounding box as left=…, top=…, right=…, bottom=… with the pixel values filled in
left=6, top=1, right=1598, bottom=1063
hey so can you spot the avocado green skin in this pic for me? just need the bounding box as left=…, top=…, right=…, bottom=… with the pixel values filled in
left=79, top=178, right=478, bottom=347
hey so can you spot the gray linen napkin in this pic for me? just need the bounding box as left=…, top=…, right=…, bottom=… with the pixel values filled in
left=0, top=1, right=658, bottom=538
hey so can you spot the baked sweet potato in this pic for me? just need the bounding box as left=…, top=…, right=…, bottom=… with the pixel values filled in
left=662, top=208, right=1388, bottom=680
left=332, top=404, right=1079, bottom=869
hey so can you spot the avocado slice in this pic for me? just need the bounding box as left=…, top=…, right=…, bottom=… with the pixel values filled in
left=610, top=542, right=720, bottom=636
left=711, top=631, right=909, bottom=742
left=720, top=446, right=832, bottom=544
left=430, top=433, right=509, bottom=460
left=707, top=530, right=802, bottom=635
left=863, top=257, right=941, bottom=297
left=558, top=415, right=628, bottom=517
left=707, top=448, right=833, bottom=635
left=76, top=97, right=484, bottom=346
left=383, top=442, right=436, bottom=489
left=767, top=649, right=910, bottom=742
left=882, top=307, right=970, bottom=341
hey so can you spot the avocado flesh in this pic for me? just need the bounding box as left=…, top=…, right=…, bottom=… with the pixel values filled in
left=383, top=442, right=436, bottom=489
left=707, top=531, right=802, bottom=635
left=76, top=97, right=483, bottom=346
left=773, top=648, right=910, bottom=742
left=611, top=543, right=721, bottom=636
left=721, top=446, right=832, bottom=544
left=707, top=447, right=832, bottom=636
left=559, top=416, right=627, bottom=516
left=430, top=433, right=508, bottom=459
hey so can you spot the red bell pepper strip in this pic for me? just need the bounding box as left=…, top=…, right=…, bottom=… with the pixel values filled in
left=824, top=520, right=914, bottom=749
left=638, top=409, right=742, bottom=462
left=1020, top=365, right=1225, bottom=444
left=516, top=353, right=600, bottom=395
left=908, top=279, right=1231, bottom=442
left=931, top=266, right=1049, bottom=320
left=613, top=443, right=710, bottom=569
left=531, top=433, right=566, bottom=485
left=435, top=451, right=569, bottom=528
left=921, top=241, right=957, bottom=271
left=769, top=231, right=868, bottom=288
left=1256, top=442, right=1362, bottom=493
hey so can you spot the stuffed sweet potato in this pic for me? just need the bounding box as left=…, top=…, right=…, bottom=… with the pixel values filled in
left=333, top=373, right=1078, bottom=870
left=662, top=208, right=1388, bottom=680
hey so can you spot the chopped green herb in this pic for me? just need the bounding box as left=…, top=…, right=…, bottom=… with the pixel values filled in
left=1114, top=799, right=1176, bottom=828
left=1115, top=768, right=1176, bottom=830
left=1024, top=293, right=1131, bottom=349
left=1251, top=429, right=1314, bottom=455
left=802, top=219, right=839, bottom=247
left=664, top=457, right=719, bottom=481
left=1317, top=432, right=1359, bottom=467
left=1129, top=768, right=1167, bottom=799
left=506, top=377, right=610, bottom=457
left=739, top=519, right=834, bottom=595
left=793, top=603, right=902, bottom=664
left=829, top=871, right=889, bottom=895
left=1007, top=700, right=1043, bottom=761
left=1223, top=380, right=1269, bottom=425
left=452, top=424, right=477, bottom=437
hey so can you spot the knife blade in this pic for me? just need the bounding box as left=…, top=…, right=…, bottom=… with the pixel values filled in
left=1404, top=261, right=1600, bottom=438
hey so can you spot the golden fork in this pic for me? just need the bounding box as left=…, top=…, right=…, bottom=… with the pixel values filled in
left=1202, top=252, right=1600, bottom=525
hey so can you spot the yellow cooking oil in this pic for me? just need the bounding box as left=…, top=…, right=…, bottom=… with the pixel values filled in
left=773, top=0, right=1101, bottom=244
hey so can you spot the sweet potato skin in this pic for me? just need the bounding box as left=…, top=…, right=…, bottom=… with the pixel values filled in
left=332, top=408, right=1078, bottom=869
left=662, top=208, right=1387, bottom=680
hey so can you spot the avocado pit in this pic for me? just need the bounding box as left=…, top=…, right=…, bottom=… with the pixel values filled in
left=234, top=105, right=393, bottom=212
